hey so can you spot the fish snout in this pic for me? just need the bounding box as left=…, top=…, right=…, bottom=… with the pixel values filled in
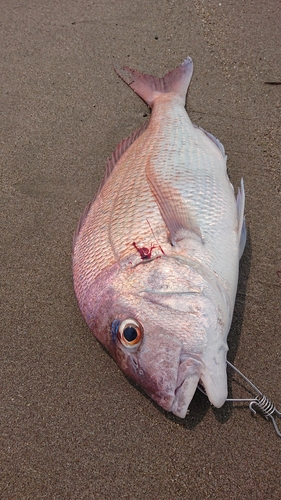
left=130, top=339, right=182, bottom=413
left=132, top=348, right=203, bottom=418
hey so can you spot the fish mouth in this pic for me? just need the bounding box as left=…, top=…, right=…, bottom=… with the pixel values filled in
left=170, top=355, right=203, bottom=418
left=170, top=347, right=228, bottom=417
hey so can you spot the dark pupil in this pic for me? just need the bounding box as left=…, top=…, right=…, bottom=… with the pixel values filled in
left=123, top=326, right=137, bottom=342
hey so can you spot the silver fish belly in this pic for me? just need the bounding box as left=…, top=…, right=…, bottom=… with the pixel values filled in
left=72, top=57, right=246, bottom=418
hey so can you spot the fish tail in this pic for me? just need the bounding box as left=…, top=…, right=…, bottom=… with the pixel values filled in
left=114, top=57, right=193, bottom=107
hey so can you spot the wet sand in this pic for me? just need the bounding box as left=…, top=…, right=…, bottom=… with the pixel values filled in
left=1, top=1, right=281, bottom=498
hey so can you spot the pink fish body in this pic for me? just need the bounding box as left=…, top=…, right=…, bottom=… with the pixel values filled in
left=73, top=57, right=246, bottom=418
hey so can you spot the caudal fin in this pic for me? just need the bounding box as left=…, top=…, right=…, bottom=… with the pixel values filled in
left=114, top=57, right=193, bottom=107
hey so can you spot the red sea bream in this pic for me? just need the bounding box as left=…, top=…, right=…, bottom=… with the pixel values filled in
left=72, top=57, right=246, bottom=418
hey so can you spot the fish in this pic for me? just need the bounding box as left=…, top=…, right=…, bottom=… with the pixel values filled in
left=72, top=57, right=246, bottom=418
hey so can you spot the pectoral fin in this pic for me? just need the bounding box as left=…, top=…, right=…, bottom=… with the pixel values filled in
left=147, top=171, right=202, bottom=244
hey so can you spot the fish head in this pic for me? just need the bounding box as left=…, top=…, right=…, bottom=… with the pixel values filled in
left=75, top=256, right=228, bottom=418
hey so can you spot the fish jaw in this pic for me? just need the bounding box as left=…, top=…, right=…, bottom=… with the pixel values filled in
left=153, top=340, right=228, bottom=418
left=141, top=343, right=228, bottom=418
left=171, top=357, right=203, bottom=418
left=121, top=337, right=227, bottom=418
left=116, top=336, right=202, bottom=417
left=200, top=341, right=228, bottom=408
left=169, top=344, right=229, bottom=418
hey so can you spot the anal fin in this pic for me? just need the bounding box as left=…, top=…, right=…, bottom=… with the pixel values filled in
left=237, top=178, right=246, bottom=259
left=194, top=124, right=226, bottom=158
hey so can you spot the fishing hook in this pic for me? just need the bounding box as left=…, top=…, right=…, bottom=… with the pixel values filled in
left=198, top=360, right=281, bottom=437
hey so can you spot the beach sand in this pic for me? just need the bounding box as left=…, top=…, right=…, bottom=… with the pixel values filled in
left=2, top=1, right=281, bottom=498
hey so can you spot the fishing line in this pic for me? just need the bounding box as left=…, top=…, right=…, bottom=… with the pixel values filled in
left=198, top=360, right=281, bottom=437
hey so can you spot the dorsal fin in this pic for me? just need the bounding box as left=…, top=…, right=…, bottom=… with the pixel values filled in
left=104, top=120, right=149, bottom=183
left=72, top=199, right=92, bottom=255
left=72, top=120, right=149, bottom=251
left=114, top=57, right=193, bottom=107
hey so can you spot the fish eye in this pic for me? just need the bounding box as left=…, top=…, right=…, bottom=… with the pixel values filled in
left=117, top=319, right=142, bottom=349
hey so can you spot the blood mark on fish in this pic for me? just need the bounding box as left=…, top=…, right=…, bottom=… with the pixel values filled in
left=133, top=219, right=165, bottom=259
left=133, top=242, right=158, bottom=259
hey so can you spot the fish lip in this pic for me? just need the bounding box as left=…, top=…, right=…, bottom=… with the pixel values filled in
left=170, top=354, right=203, bottom=418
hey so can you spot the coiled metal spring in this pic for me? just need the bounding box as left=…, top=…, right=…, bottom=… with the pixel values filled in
left=249, top=394, right=281, bottom=437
